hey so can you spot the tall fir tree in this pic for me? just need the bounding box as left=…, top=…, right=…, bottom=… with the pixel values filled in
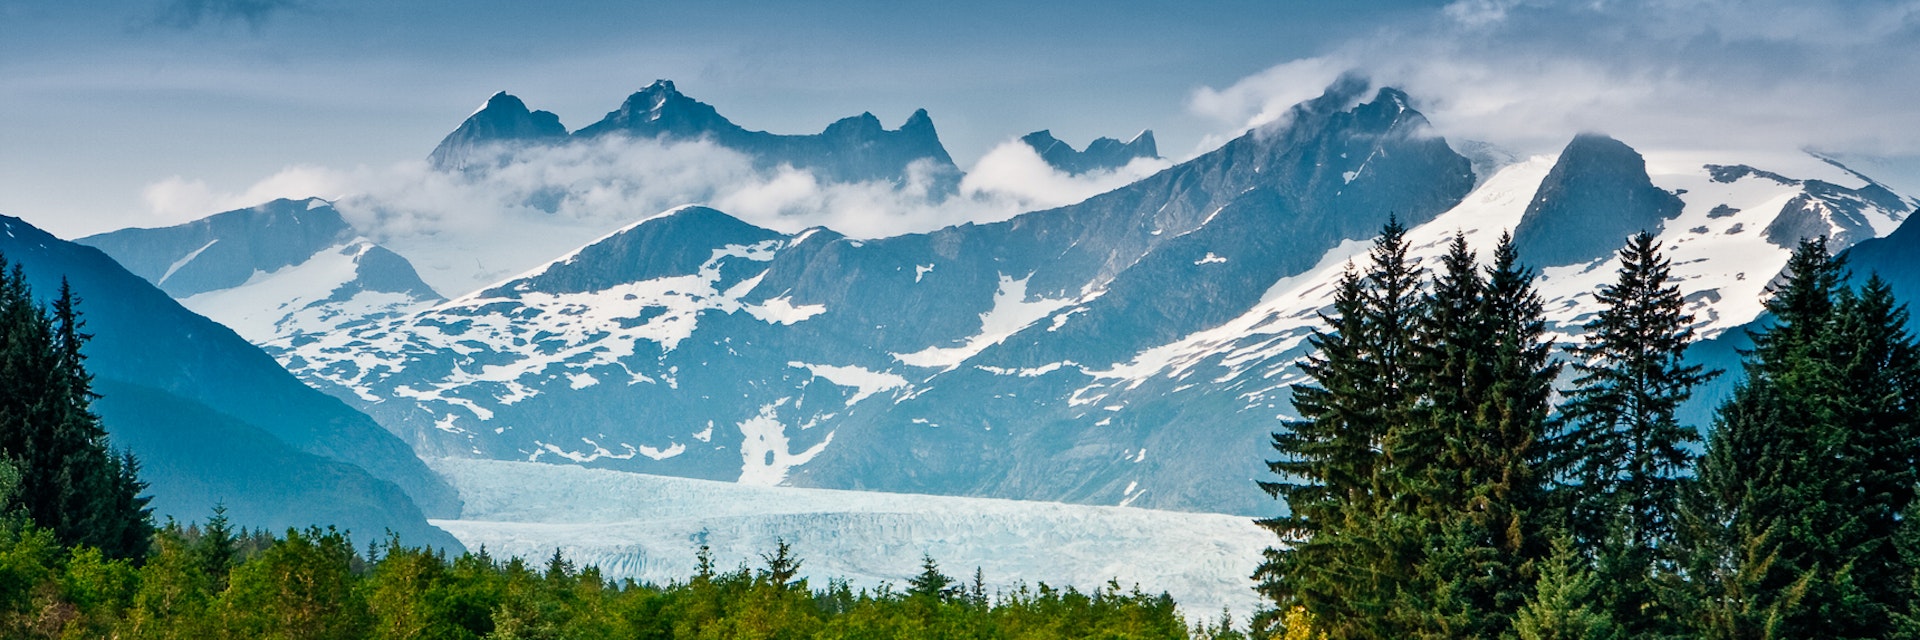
left=1681, top=237, right=1920, bottom=638
left=1461, top=232, right=1559, bottom=629
left=1416, top=232, right=1559, bottom=639
left=1551, top=231, right=1715, bottom=635
left=0, top=257, right=152, bottom=560
left=1259, top=219, right=1425, bottom=639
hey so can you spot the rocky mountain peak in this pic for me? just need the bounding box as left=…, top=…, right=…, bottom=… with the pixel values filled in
left=1511, top=133, right=1684, bottom=266
left=428, top=91, right=568, bottom=171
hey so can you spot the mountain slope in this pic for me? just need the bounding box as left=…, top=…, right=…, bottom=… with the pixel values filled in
left=94, top=380, right=460, bottom=549
left=274, top=78, right=1478, bottom=513
left=79, top=198, right=443, bottom=345
left=0, top=214, right=460, bottom=519
left=428, top=92, right=568, bottom=171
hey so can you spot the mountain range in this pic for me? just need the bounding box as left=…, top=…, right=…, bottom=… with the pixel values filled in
left=69, top=77, right=1920, bottom=522
left=431, top=80, right=960, bottom=192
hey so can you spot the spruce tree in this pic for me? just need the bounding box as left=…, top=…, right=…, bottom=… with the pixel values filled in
left=1259, top=219, right=1424, bottom=639
left=1467, top=233, right=1559, bottom=625
left=1552, top=231, right=1714, bottom=634
left=1681, top=237, right=1920, bottom=638
left=0, top=257, right=152, bottom=560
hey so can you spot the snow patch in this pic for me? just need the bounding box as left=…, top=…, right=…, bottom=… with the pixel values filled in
left=788, top=362, right=908, bottom=406
left=891, top=274, right=1075, bottom=370
left=745, top=296, right=827, bottom=325
left=736, top=403, right=833, bottom=485
left=565, top=372, right=600, bottom=390
left=158, top=239, right=219, bottom=285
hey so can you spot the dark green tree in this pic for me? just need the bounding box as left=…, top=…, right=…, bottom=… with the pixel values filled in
left=1551, top=231, right=1715, bottom=634
left=1258, top=219, right=1425, bottom=639
left=1681, top=237, right=1920, bottom=638
left=907, top=555, right=954, bottom=601
left=1450, top=232, right=1560, bottom=636
left=0, top=259, right=151, bottom=561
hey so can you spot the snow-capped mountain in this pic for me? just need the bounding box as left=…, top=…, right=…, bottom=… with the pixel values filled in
left=1020, top=129, right=1159, bottom=174
left=273, top=78, right=1483, bottom=513
left=431, top=80, right=962, bottom=190
left=0, top=215, right=460, bottom=548
left=80, top=198, right=444, bottom=346
left=98, top=77, right=1915, bottom=520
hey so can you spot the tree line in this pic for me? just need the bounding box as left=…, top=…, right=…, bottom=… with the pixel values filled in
left=1259, top=223, right=1920, bottom=639
left=0, top=514, right=1207, bottom=640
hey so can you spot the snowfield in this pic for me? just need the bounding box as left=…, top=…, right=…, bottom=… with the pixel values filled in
left=428, top=458, right=1272, bottom=620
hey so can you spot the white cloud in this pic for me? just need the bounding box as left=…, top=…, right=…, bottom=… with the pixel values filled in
left=139, top=134, right=1172, bottom=297
left=1191, top=0, right=1920, bottom=160
left=1187, top=57, right=1349, bottom=139
left=959, top=141, right=1171, bottom=210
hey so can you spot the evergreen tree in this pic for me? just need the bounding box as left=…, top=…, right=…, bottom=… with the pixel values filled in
left=1460, top=233, right=1560, bottom=632
left=1552, top=231, right=1714, bottom=634
left=0, top=258, right=151, bottom=561
left=1258, top=219, right=1425, bottom=639
left=197, top=503, right=237, bottom=589
left=1514, top=537, right=1615, bottom=640
left=1681, top=237, right=1920, bottom=638
left=907, top=555, right=954, bottom=601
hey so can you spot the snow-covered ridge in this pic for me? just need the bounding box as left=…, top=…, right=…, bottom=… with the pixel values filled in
left=429, top=458, right=1270, bottom=620
left=1075, top=150, right=1912, bottom=399
left=181, top=239, right=436, bottom=344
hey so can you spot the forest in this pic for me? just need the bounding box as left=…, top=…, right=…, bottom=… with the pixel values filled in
left=1261, top=223, right=1920, bottom=639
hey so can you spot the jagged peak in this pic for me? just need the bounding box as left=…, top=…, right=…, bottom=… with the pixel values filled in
left=902, top=108, right=934, bottom=131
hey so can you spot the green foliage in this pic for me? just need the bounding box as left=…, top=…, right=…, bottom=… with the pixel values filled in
left=1258, top=228, right=1920, bottom=639
left=0, top=257, right=152, bottom=561
left=1548, top=231, right=1715, bottom=635
left=1258, top=218, right=1425, bottom=638
left=1681, top=238, right=1920, bottom=638
left=0, top=510, right=1202, bottom=639
left=1513, top=537, right=1615, bottom=640
left=1261, top=225, right=1557, bottom=639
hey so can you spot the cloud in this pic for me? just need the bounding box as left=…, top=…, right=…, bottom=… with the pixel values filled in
left=960, top=141, right=1171, bottom=208
left=141, top=134, right=1171, bottom=297
left=149, top=0, right=305, bottom=31
left=1190, top=0, right=1920, bottom=159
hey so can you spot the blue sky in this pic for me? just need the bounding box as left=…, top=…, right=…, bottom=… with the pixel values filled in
left=3, top=0, right=1917, bottom=238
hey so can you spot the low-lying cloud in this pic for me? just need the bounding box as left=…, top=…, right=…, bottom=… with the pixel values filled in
left=142, top=134, right=1172, bottom=297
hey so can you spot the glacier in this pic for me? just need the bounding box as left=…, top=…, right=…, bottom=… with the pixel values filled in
left=429, top=458, right=1271, bottom=620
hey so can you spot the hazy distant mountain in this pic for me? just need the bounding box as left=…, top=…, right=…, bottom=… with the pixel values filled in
left=80, top=198, right=443, bottom=346
left=430, top=80, right=962, bottom=191
left=1020, top=130, right=1159, bottom=174
left=0, top=214, right=460, bottom=548
left=428, top=92, right=568, bottom=171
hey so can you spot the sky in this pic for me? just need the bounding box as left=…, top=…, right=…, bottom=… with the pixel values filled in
left=2, top=0, right=1917, bottom=244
